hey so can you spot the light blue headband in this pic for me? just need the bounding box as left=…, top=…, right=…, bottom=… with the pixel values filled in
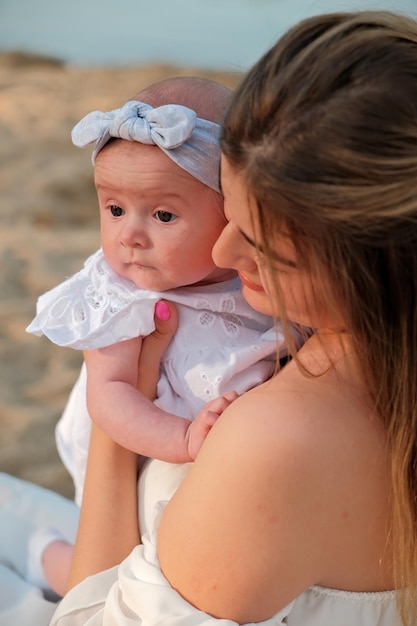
left=71, top=101, right=221, bottom=192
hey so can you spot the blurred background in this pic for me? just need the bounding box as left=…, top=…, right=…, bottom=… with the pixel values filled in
left=1, top=0, right=416, bottom=71
left=1, top=0, right=416, bottom=500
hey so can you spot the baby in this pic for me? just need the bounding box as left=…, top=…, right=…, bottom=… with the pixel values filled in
left=26, top=76, right=289, bottom=596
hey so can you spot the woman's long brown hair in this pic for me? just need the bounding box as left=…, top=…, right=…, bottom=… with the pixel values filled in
left=222, top=11, right=417, bottom=624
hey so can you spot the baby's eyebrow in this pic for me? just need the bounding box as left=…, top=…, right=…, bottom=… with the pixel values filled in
left=95, top=183, right=113, bottom=193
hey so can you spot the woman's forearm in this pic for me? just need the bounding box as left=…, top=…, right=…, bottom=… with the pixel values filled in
left=66, top=423, right=140, bottom=591
left=67, top=304, right=178, bottom=592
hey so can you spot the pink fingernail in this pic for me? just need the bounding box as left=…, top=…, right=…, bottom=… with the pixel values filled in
left=155, top=301, right=171, bottom=321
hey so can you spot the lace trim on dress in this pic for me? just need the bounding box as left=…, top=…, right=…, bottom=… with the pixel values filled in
left=310, top=584, right=397, bottom=602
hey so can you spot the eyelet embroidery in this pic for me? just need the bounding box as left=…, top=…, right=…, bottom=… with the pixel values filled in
left=195, top=296, right=242, bottom=337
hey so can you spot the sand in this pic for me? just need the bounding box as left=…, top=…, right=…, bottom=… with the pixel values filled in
left=0, top=51, right=241, bottom=498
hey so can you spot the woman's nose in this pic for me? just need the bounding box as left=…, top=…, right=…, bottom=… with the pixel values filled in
left=212, top=222, right=253, bottom=271
left=212, top=225, right=231, bottom=268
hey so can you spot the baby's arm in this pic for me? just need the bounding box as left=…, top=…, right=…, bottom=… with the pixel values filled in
left=86, top=338, right=191, bottom=462
left=86, top=332, right=236, bottom=462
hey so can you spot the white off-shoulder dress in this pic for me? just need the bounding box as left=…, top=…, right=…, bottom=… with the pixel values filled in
left=49, top=459, right=400, bottom=626
left=27, top=249, right=284, bottom=505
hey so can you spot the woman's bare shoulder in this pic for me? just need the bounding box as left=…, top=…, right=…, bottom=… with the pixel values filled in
left=213, top=352, right=369, bottom=459
left=158, top=353, right=390, bottom=621
left=157, top=364, right=355, bottom=620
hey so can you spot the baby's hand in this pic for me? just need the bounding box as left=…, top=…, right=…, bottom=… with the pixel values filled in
left=186, top=391, right=239, bottom=460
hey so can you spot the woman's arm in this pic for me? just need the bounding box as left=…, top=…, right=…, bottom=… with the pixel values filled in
left=66, top=422, right=140, bottom=591
left=66, top=302, right=179, bottom=592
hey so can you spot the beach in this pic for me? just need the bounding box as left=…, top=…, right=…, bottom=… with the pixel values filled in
left=0, top=51, right=240, bottom=499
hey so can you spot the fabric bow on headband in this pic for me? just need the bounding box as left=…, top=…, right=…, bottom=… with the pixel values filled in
left=71, top=101, right=221, bottom=192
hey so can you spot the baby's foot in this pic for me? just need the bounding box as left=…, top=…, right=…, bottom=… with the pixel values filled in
left=26, top=527, right=65, bottom=592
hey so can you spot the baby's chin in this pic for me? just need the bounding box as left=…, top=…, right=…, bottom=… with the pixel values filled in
left=124, top=265, right=237, bottom=292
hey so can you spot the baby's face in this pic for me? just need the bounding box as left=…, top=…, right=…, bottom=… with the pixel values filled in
left=94, top=140, right=235, bottom=292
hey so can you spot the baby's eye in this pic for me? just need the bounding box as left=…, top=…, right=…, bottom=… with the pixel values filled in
left=110, top=205, right=125, bottom=217
left=154, top=210, right=177, bottom=223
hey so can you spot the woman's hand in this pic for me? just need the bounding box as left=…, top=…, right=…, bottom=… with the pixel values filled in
left=136, top=300, right=178, bottom=399
left=140, top=301, right=238, bottom=460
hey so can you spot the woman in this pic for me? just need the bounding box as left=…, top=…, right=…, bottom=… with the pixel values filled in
left=51, top=10, right=417, bottom=625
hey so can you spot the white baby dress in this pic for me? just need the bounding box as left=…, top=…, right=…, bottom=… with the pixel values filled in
left=27, top=249, right=284, bottom=505
left=22, top=250, right=401, bottom=626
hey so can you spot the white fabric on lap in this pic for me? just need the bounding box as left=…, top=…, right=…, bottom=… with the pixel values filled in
left=0, top=565, right=57, bottom=626
left=0, top=473, right=79, bottom=625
